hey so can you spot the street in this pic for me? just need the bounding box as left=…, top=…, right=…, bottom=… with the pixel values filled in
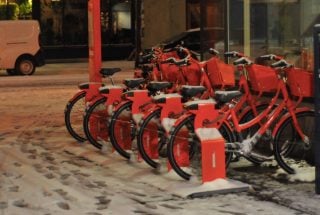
left=0, top=61, right=319, bottom=215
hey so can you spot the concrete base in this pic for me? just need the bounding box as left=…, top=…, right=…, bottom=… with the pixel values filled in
left=166, top=178, right=250, bottom=198
left=63, top=144, right=250, bottom=198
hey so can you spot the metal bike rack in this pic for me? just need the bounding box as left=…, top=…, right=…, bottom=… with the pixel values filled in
left=313, top=24, right=320, bottom=194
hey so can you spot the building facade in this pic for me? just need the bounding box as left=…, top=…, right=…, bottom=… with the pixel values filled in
left=0, top=0, right=319, bottom=67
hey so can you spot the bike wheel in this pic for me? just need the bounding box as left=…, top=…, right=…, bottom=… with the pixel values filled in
left=137, top=109, right=167, bottom=168
left=109, top=102, right=135, bottom=159
left=64, top=91, right=87, bottom=142
left=274, top=111, right=314, bottom=174
left=167, top=115, right=235, bottom=180
left=239, top=103, right=274, bottom=165
left=83, top=97, right=109, bottom=149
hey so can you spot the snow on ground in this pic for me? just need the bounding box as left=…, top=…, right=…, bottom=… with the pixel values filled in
left=0, top=83, right=319, bottom=214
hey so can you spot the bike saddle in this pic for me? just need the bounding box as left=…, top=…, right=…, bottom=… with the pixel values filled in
left=100, top=68, right=121, bottom=76
left=78, top=82, right=104, bottom=90
left=180, top=85, right=206, bottom=98
left=214, top=90, right=242, bottom=103
left=184, top=99, right=216, bottom=110
left=99, top=85, right=124, bottom=94
left=147, top=81, right=173, bottom=92
left=123, top=78, right=146, bottom=89
left=153, top=93, right=182, bottom=104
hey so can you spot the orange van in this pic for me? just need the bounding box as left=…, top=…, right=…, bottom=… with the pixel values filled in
left=0, top=20, right=45, bottom=75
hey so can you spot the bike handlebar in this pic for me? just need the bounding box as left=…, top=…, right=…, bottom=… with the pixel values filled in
left=224, top=51, right=244, bottom=58
left=160, top=57, right=189, bottom=66
left=208, top=48, right=219, bottom=56
left=233, top=57, right=252, bottom=66
left=270, top=59, right=292, bottom=68
left=258, top=54, right=283, bottom=61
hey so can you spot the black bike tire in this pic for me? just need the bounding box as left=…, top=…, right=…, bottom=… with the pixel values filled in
left=167, top=115, right=235, bottom=180
left=239, top=103, right=272, bottom=165
left=108, top=102, right=133, bottom=159
left=137, top=109, right=163, bottom=168
left=64, top=91, right=87, bottom=142
left=274, top=111, right=314, bottom=174
left=83, top=97, right=107, bottom=149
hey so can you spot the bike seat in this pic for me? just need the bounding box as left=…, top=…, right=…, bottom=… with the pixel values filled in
left=78, top=82, right=90, bottom=90
left=180, top=85, right=206, bottom=98
left=100, top=68, right=121, bottom=77
left=147, top=81, right=173, bottom=92
left=78, top=82, right=104, bottom=90
left=214, top=90, right=242, bottom=103
left=99, top=85, right=124, bottom=94
left=123, top=78, right=146, bottom=89
left=153, top=93, right=182, bottom=104
left=184, top=99, right=216, bottom=110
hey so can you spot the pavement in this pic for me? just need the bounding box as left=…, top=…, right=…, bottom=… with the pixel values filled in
left=0, top=60, right=136, bottom=88
left=0, top=59, right=319, bottom=214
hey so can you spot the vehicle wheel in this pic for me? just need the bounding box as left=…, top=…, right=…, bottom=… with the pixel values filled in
left=239, top=104, right=274, bottom=165
left=15, top=56, right=35, bottom=75
left=274, top=111, right=314, bottom=174
left=64, top=91, right=87, bottom=142
left=109, top=102, right=135, bottom=159
left=137, top=109, right=166, bottom=168
left=6, top=69, right=17, bottom=76
left=83, top=97, right=108, bottom=149
left=167, top=115, right=235, bottom=180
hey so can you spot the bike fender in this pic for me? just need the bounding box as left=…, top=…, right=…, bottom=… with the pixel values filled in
left=112, top=100, right=132, bottom=113
left=272, top=107, right=313, bottom=137
left=86, top=96, right=106, bottom=108
left=141, top=106, right=161, bottom=121
left=170, top=113, right=194, bottom=131
left=69, top=90, right=86, bottom=102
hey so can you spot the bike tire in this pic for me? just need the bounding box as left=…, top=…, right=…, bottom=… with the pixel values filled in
left=167, top=115, right=235, bottom=180
left=137, top=109, right=165, bottom=168
left=239, top=103, right=274, bottom=165
left=64, top=91, right=87, bottom=142
left=108, top=102, right=134, bottom=159
left=83, top=97, right=108, bottom=149
left=274, top=111, right=314, bottom=174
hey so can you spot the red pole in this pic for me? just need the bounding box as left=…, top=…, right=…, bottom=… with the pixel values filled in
left=86, top=0, right=102, bottom=102
left=88, top=0, right=102, bottom=83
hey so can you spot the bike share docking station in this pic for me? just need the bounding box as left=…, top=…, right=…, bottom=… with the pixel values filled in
left=163, top=102, right=250, bottom=198
left=85, top=1, right=249, bottom=198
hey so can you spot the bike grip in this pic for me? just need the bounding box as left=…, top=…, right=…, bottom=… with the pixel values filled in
left=173, top=58, right=189, bottom=66
left=258, top=54, right=274, bottom=60
left=258, top=54, right=283, bottom=61
left=233, top=57, right=252, bottom=66
left=209, top=48, right=219, bottom=55
left=224, top=51, right=243, bottom=58
left=163, top=47, right=175, bottom=53
left=141, top=53, right=153, bottom=60
left=270, top=59, right=291, bottom=68
left=160, top=57, right=175, bottom=64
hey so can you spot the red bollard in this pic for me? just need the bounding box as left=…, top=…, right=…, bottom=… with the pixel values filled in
left=196, top=127, right=226, bottom=183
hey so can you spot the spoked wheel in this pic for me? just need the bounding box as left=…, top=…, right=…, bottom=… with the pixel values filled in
left=274, top=111, right=314, bottom=174
left=167, top=115, right=235, bottom=180
left=83, top=97, right=109, bottom=149
left=109, top=102, right=135, bottom=159
left=239, top=104, right=276, bottom=165
left=137, top=109, right=167, bottom=168
left=64, top=91, right=87, bottom=142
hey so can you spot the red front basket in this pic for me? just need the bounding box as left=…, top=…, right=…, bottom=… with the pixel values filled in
left=286, top=68, right=314, bottom=98
left=247, top=64, right=278, bottom=93
left=206, top=57, right=235, bottom=88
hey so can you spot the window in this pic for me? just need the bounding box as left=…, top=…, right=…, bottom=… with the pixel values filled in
left=0, top=0, right=32, bottom=20
left=40, top=0, right=87, bottom=46
left=101, top=0, right=133, bottom=44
